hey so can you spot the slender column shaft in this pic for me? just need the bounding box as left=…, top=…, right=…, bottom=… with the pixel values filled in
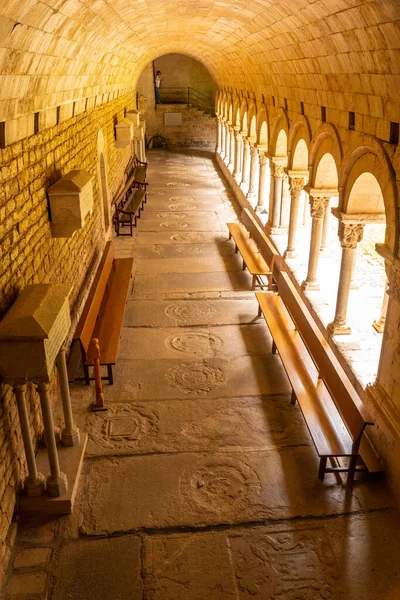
left=241, top=140, right=250, bottom=188
left=302, top=192, right=308, bottom=226
left=256, top=153, right=268, bottom=209
left=301, top=196, right=330, bottom=290
left=271, top=166, right=285, bottom=228
left=37, top=382, right=68, bottom=497
left=57, top=346, right=80, bottom=446
left=284, top=177, right=304, bottom=258
left=373, top=280, right=389, bottom=333
left=280, top=176, right=291, bottom=227
left=224, top=126, right=230, bottom=165
left=220, top=124, right=226, bottom=159
left=228, top=128, right=235, bottom=171
left=328, top=223, right=364, bottom=334
left=216, top=120, right=222, bottom=154
left=247, top=147, right=258, bottom=199
left=14, top=384, right=45, bottom=497
left=233, top=134, right=243, bottom=179
left=320, top=199, right=331, bottom=254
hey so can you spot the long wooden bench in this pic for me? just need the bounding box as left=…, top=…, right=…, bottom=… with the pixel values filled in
left=227, top=208, right=279, bottom=290
left=114, top=168, right=148, bottom=237
left=256, top=270, right=383, bottom=481
left=67, top=241, right=133, bottom=385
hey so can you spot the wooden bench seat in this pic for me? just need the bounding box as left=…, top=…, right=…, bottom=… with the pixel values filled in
left=227, top=209, right=278, bottom=290
left=68, top=241, right=133, bottom=385
left=256, top=270, right=383, bottom=480
left=115, top=187, right=146, bottom=236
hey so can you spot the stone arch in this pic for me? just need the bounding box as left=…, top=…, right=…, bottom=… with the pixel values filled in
left=247, top=101, right=257, bottom=141
left=97, top=128, right=111, bottom=232
left=240, top=98, right=248, bottom=133
left=340, top=144, right=398, bottom=255
left=232, top=95, right=241, bottom=128
left=269, top=109, right=289, bottom=158
left=287, top=116, right=312, bottom=171
left=256, top=106, right=269, bottom=149
left=309, top=123, right=342, bottom=190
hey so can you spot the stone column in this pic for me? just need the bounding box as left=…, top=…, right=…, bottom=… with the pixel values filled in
left=224, top=125, right=230, bottom=166
left=216, top=119, right=222, bottom=154
left=280, top=175, right=291, bottom=228
left=228, top=128, right=235, bottom=172
left=14, top=383, right=45, bottom=497
left=233, top=132, right=243, bottom=181
left=247, top=146, right=258, bottom=200
left=301, top=195, right=330, bottom=290
left=373, top=279, right=389, bottom=333
left=256, top=153, right=268, bottom=211
left=57, top=345, right=80, bottom=447
left=220, top=123, right=226, bottom=160
left=240, top=139, right=250, bottom=189
left=36, top=382, right=68, bottom=497
left=270, top=164, right=285, bottom=230
left=320, top=199, right=331, bottom=255
left=327, top=222, right=364, bottom=335
left=284, top=177, right=304, bottom=259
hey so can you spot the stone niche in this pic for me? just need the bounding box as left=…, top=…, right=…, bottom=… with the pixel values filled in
left=48, top=171, right=94, bottom=238
left=0, top=284, right=72, bottom=381
left=115, top=117, right=133, bottom=147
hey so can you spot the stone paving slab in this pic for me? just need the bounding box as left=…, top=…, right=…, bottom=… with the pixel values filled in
left=83, top=395, right=309, bottom=457
left=135, top=217, right=225, bottom=232
left=81, top=449, right=392, bottom=535
left=106, top=354, right=291, bottom=401
left=134, top=255, right=242, bottom=274
left=119, top=324, right=272, bottom=360
left=51, top=536, right=142, bottom=600
left=131, top=271, right=253, bottom=297
left=143, top=512, right=400, bottom=600
left=135, top=231, right=230, bottom=245
left=134, top=242, right=235, bottom=259
left=124, top=298, right=260, bottom=327
left=144, top=200, right=226, bottom=211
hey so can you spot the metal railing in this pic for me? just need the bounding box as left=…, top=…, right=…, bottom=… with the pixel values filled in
left=157, top=87, right=215, bottom=116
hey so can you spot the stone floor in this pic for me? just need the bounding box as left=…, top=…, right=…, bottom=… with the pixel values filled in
left=3, top=149, right=400, bottom=600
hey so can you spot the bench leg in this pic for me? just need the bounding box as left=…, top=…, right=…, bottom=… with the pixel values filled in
left=252, top=275, right=256, bottom=290
left=347, top=454, right=358, bottom=482
left=228, top=231, right=232, bottom=240
left=272, top=340, right=277, bottom=354
left=290, top=389, right=297, bottom=405
left=258, top=304, right=262, bottom=318
left=83, top=364, right=90, bottom=386
left=107, top=364, right=114, bottom=385
left=318, top=457, right=328, bottom=480
left=234, top=243, right=238, bottom=253
left=242, top=259, right=246, bottom=271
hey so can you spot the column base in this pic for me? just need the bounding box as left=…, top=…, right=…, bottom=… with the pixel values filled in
left=269, top=226, right=288, bottom=235
left=240, top=180, right=248, bottom=189
left=327, top=322, right=352, bottom=336
left=23, top=473, right=46, bottom=498
left=319, top=248, right=330, bottom=257
left=301, top=279, right=320, bottom=291
left=61, top=427, right=80, bottom=447
left=47, top=471, right=68, bottom=497
left=372, top=318, right=385, bottom=334
left=283, top=249, right=297, bottom=259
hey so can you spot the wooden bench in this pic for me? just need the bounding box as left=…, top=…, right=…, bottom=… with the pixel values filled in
left=227, top=208, right=279, bottom=290
left=114, top=168, right=148, bottom=237
left=256, top=270, right=383, bottom=481
left=67, top=241, right=133, bottom=385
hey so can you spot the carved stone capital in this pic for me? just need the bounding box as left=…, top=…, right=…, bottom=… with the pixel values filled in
left=258, top=154, right=268, bottom=167
left=338, top=222, right=364, bottom=249
left=309, top=195, right=330, bottom=219
left=235, top=133, right=243, bottom=143
left=272, top=164, right=285, bottom=179
left=289, top=177, right=304, bottom=198
left=250, top=146, right=258, bottom=158
left=385, top=261, right=400, bottom=303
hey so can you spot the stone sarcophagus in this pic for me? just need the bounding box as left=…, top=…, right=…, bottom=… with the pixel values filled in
left=115, top=117, right=134, bottom=147
left=126, top=110, right=140, bottom=127
left=0, top=283, right=72, bottom=381
left=48, top=170, right=94, bottom=238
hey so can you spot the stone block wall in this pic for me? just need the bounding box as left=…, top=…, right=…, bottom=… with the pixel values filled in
left=0, top=91, right=136, bottom=583
left=146, top=104, right=216, bottom=148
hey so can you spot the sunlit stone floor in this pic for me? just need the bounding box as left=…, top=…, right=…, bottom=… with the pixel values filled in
left=3, top=149, right=400, bottom=600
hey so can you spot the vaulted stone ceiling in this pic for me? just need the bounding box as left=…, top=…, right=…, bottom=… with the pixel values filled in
left=0, top=0, right=399, bottom=121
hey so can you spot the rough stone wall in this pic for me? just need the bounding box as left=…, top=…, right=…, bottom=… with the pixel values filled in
left=0, top=91, right=136, bottom=584
left=146, top=105, right=216, bottom=148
